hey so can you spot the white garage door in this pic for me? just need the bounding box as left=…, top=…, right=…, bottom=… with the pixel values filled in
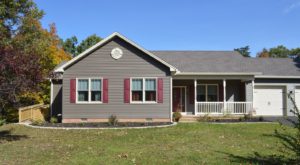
left=295, top=88, right=300, bottom=110
left=254, top=86, right=285, bottom=116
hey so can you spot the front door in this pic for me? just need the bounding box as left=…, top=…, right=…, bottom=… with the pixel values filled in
left=173, top=87, right=186, bottom=112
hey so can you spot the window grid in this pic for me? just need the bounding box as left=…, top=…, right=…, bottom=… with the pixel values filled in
left=77, top=78, right=102, bottom=103
left=197, top=84, right=219, bottom=102
left=131, top=78, right=157, bottom=103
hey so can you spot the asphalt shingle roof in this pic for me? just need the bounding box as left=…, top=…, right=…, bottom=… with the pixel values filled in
left=151, top=51, right=300, bottom=76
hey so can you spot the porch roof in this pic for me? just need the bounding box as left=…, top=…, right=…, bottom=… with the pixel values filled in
left=152, top=51, right=300, bottom=77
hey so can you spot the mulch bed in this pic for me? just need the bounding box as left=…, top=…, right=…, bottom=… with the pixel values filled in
left=199, top=117, right=268, bottom=123
left=30, top=122, right=173, bottom=128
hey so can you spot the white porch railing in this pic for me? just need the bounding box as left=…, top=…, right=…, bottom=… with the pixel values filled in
left=226, top=102, right=253, bottom=114
left=196, top=102, right=253, bottom=115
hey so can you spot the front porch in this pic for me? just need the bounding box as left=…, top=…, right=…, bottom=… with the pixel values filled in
left=172, top=79, right=254, bottom=116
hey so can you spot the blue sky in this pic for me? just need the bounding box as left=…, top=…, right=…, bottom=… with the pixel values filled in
left=35, top=0, right=300, bottom=56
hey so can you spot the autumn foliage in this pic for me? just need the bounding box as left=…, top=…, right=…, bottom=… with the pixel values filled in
left=0, top=0, right=70, bottom=120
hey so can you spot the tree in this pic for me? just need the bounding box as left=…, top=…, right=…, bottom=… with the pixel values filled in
left=0, top=47, right=43, bottom=116
left=290, top=48, right=300, bottom=58
left=234, top=46, right=251, bottom=57
left=62, top=36, right=78, bottom=57
left=273, top=93, right=300, bottom=163
left=0, top=0, right=44, bottom=46
left=257, top=48, right=270, bottom=58
left=0, top=0, right=71, bottom=120
left=76, top=34, right=102, bottom=55
left=269, top=45, right=290, bottom=58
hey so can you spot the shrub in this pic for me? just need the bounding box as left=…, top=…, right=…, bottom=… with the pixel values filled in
left=31, top=119, right=45, bottom=126
left=258, top=116, right=264, bottom=121
left=108, top=115, right=118, bottom=126
left=0, top=118, right=6, bottom=126
left=243, top=113, right=252, bottom=121
left=50, top=117, right=58, bottom=123
left=197, top=114, right=213, bottom=122
left=172, top=112, right=182, bottom=122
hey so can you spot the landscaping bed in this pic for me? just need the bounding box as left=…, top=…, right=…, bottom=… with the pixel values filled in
left=30, top=122, right=173, bottom=128
left=196, top=115, right=267, bottom=123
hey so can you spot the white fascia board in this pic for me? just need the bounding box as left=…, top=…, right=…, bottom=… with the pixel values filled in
left=255, top=75, right=300, bottom=79
left=174, top=72, right=262, bottom=76
left=54, top=32, right=178, bottom=72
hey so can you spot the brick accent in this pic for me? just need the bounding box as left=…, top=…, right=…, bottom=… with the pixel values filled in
left=62, top=118, right=170, bottom=123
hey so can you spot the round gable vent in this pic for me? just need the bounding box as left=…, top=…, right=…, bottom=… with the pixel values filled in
left=111, top=47, right=123, bottom=60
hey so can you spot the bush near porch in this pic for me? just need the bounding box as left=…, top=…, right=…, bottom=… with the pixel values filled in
left=0, top=123, right=296, bottom=164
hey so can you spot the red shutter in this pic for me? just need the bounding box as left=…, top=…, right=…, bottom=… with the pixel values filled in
left=103, top=79, right=108, bottom=103
left=157, top=78, right=163, bottom=103
left=189, top=85, right=194, bottom=104
left=124, top=79, right=130, bottom=103
left=70, top=79, right=76, bottom=103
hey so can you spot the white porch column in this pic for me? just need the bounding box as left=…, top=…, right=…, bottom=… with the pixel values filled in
left=252, top=79, right=254, bottom=110
left=223, top=79, right=226, bottom=112
left=194, top=79, right=197, bottom=115
left=50, top=79, right=53, bottom=117
left=170, top=77, right=173, bottom=122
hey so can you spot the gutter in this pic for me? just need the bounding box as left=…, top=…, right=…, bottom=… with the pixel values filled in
left=255, top=75, right=300, bottom=79
left=174, top=72, right=262, bottom=76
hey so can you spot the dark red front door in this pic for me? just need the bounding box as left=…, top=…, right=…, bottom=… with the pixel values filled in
left=173, top=88, right=181, bottom=112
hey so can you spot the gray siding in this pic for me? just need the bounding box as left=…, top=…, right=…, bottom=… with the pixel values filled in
left=62, top=37, right=171, bottom=119
left=245, top=80, right=253, bottom=102
left=51, top=80, right=62, bottom=120
left=255, top=78, right=300, bottom=116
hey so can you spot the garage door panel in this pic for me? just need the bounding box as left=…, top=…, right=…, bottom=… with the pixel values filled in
left=295, top=88, right=300, bottom=111
left=254, top=86, right=285, bottom=116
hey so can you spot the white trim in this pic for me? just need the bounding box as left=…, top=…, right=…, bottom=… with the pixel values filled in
left=54, top=32, right=177, bottom=73
left=50, top=79, right=53, bottom=117
left=252, top=80, right=255, bottom=103
left=223, top=79, right=227, bottom=111
left=76, top=77, right=103, bottom=104
left=173, top=86, right=187, bottom=113
left=194, top=79, right=197, bottom=115
left=175, top=72, right=262, bottom=76
left=130, top=77, right=158, bottom=104
left=170, top=77, right=173, bottom=122
left=255, top=75, right=300, bottom=79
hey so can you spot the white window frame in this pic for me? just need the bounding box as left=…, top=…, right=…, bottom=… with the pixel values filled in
left=76, top=77, right=103, bottom=104
left=130, top=77, right=158, bottom=104
left=197, top=84, right=219, bottom=102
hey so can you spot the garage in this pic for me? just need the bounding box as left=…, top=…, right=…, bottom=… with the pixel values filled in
left=295, top=87, right=300, bottom=110
left=253, top=86, right=285, bottom=116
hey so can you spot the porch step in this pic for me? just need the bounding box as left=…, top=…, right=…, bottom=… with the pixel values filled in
left=180, top=115, right=199, bottom=122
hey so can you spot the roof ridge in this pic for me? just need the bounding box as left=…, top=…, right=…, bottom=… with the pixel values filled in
left=150, top=50, right=236, bottom=52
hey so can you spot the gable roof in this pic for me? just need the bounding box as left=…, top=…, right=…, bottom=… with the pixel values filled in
left=54, top=32, right=177, bottom=72
left=244, top=58, right=300, bottom=78
left=153, top=51, right=300, bottom=77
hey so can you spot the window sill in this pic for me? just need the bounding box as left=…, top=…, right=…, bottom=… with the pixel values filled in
left=76, top=102, right=103, bottom=104
left=130, top=101, right=157, bottom=104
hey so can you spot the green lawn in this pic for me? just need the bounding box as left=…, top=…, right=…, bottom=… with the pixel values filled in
left=0, top=123, right=295, bottom=165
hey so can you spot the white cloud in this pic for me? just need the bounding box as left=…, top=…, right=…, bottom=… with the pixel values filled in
left=284, top=1, right=300, bottom=13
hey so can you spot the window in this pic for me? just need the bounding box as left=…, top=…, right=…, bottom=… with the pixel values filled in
left=197, top=84, right=218, bottom=102
left=131, top=79, right=143, bottom=101
left=131, top=78, right=157, bottom=103
left=91, top=79, right=102, bottom=101
left=77, top=78, right=102, bottom=103
left=197, top=85, right=206, bottom=101
left=78, top=79, right=89, bottom=102
left=145, top=79, right=156, bottom=101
